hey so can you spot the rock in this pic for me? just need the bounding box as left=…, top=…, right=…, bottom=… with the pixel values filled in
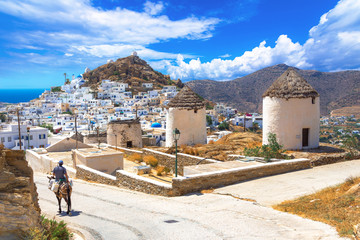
left=346, top=184, right=360, bottom=195
left=0, top=149, right=41, bottom=237
left=354, top=224, right=360, bottom=240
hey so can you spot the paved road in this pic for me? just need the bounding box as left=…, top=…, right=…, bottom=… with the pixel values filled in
left=214, top=159, right=360, bottom=206
left=35, top=173, right=345, bottom=240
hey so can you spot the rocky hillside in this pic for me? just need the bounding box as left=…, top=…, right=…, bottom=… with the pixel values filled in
left=0, top=147, right=41, bottom=238
left=186, top=64, right=360, bottom=115
left=83, top=55, right=183, bottom=90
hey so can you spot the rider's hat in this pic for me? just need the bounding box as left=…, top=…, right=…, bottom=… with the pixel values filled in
left=59, top=160, right=63, bottom=165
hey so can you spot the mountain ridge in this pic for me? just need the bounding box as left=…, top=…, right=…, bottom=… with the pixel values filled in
left=82, top=55, right=183, bottom=90
left=186, top=64, right=360, bottom=115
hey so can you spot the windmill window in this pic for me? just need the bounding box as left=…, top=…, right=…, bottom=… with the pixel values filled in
left=194, top=109, right=198, bottom=113
left=312, top=98, right=315, bottom=104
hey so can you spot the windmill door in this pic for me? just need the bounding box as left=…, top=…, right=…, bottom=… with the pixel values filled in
left=302, top=128, right=309, bottom=147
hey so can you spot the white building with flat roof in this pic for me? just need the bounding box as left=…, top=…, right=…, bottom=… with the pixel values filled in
left=0, top=124, right=48, bottom=149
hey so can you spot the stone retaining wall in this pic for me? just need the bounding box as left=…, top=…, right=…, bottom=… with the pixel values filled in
left=172, top=159, right=311, bottom=196
left=311, top=151, right=360, bottom=166
left=76, top=165, right=117, bottom=186
left=116, top=170, right=172, bottom=196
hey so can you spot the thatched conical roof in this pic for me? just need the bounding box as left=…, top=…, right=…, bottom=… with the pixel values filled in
left=167, top=85, right=205, bottom=110
left=262, top=68, right=319, bottom=99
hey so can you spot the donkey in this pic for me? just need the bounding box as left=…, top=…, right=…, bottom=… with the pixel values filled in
left=48, top=176, right=72, bottom=215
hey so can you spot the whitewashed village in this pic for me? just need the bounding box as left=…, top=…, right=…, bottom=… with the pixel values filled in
left=1, top=53, right=360, bottom=240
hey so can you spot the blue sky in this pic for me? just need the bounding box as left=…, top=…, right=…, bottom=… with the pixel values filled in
left=0, top=0, right=359, bottom=89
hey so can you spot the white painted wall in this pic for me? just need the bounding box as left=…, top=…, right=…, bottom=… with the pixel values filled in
left=165, top=107, right=207, bottom=147
left=262, top=97, right=320, bottom=150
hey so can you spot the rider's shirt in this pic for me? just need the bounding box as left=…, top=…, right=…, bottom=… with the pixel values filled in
left=53, top=165, right=67, bottom=181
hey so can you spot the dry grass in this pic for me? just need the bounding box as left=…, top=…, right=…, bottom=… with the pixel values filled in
left=162, top=132, right=262, bottom=161
left=144, top=155, right=158, bottom=167
left=274, top=177, right=360, bottom=238
left=156, top=166, right=165, bottom=176
left=195, top=132, right=262, bottom=161
left=127, top=153, right=143, bottom=162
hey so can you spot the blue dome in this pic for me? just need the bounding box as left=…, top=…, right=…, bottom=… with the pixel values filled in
left=151, top=122, right=161, bottom=128
left=77, top=75, right=82, bottom=78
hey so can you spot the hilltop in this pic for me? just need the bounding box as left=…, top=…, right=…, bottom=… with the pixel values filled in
left=83, top=54, right=183, bottom=90
left=186, top=64, right=360, bottom=115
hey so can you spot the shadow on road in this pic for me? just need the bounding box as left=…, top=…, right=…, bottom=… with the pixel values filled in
left=57, top=210, right=82, bottom=217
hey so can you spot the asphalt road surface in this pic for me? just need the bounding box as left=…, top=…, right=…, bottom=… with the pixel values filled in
left=35, top=173, right=346, bottom=240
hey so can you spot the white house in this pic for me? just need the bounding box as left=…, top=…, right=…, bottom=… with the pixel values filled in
left=0, top=124, right=48, bottom=149
left=142, top=83, right=153, bottom=89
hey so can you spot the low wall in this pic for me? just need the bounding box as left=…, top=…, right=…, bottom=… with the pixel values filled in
left=116, top=170, right=172, bottom=196
left=106, top=144, right=144, bottom=156
left=311, top=151, right=360, bottom=166
left=26, top=150, right=76, bottom=178
left=76, top=165, right=117, bottom=186
left=172, top=158, right=311, bottom=196
left=143, top=148, right=218, bottom=175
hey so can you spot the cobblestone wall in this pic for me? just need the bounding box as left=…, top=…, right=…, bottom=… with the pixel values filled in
left=172, top=159, right=311, bottom=196
left=311, top=151, right=360, bottom=166
left=76, top=165, right=117, bottom=186
left=116, top=170, right=173, bottom=196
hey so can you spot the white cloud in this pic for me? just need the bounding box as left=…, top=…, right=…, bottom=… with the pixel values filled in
left=219, top=53, right=231, bottom=58
left=72, top=44, right=195, bottom=59
left=0, top=0, right=219, bottom=66
left=143, top=1, right=165, bottom=15
left=0, top=0, right=219, bottom=45
left=64, top=53, right=73, bottom=57
left=166, top=35, right=310, bottom=80
left=166, top=0, right=360, bottom=80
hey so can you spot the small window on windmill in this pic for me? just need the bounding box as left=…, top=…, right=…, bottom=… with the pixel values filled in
left=312, top=97, right=315, bottom=104
left=194, top=109, right=198, bottom=113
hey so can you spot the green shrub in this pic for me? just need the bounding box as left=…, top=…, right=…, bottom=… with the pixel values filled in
left=243, top=133, right=288, bottom=162
left=23, top=215, right=72, bottom=240
left=51, top=86, right=62, bottom=92
left=218, top=122, right=229, bottom=130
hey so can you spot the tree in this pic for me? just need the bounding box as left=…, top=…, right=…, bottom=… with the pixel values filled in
left=206, top=115, right=213, bottom=126
left=218, top=122, right=229, bottom=130
left=0, top=113, right=6, bottom=122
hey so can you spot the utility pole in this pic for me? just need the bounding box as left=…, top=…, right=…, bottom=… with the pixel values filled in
left=17, top=109, right=22, bottom=150
left=97, top=126, right=100, bottom=149
left=75, top=114, right=78, bottom=150
left=243, top=115, right=246, bottom=132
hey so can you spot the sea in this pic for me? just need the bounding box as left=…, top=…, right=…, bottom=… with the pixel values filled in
left=0, top=89, right=47, bottom=103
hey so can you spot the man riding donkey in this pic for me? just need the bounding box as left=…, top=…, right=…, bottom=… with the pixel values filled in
left=51, top=160, right=72, bottom=215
